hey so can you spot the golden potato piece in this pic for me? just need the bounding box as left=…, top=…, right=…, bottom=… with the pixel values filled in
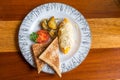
left=41, top=19, right=49, bottom=30
left=48, top=16, right=57, bottom=29
left=49, top=30, right=57, bottom=38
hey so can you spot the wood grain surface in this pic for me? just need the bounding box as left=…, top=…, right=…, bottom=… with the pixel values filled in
left=0, top=48, right=120, bottom=80
left=0, top=0, right=120, bottom=80
left=0, top=0, right=120, bottom=20
left=0, top=18, right=120, bottom=52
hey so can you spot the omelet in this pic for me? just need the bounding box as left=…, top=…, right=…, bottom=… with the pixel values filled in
left=58, top=18, right=74, bottom=54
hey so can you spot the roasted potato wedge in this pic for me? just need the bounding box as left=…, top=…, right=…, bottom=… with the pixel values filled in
left=49, top=29, right=57, bottom=38
left=48, top=16, right=57, bottom=29
left=41, top=19, right=49, bottom=30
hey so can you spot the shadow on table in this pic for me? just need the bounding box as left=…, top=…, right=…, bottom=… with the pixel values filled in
left=114, top=0, right=120, bottom=7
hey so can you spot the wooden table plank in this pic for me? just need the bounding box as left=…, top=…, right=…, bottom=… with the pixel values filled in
left=88, top=18, right=120, bottom=48
left=0, top=48, right=120, bottom=80
left=0, top=0, right=120, bottom=20
left=0, top=18, right=120, bottom=52
left=0, top=21, right=20, bottom=52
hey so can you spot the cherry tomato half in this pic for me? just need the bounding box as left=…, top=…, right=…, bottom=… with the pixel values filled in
left=36, top=30, right=49, bottom=43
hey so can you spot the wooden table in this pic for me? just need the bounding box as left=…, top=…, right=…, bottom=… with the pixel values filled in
left=0, top=0, right=120, bottom=80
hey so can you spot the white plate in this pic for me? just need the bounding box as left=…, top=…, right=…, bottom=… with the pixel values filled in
left=18, top=3, right=91, bottom=73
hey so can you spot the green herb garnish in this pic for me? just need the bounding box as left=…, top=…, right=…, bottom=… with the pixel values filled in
left=30, top=32, right=38, bottom=42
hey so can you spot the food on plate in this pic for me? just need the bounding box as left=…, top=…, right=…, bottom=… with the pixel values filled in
left=30, top=30, right=50, bottom=43
left=58, top=18, right=74, bottom=54
left=32, top=43, right=49, bottom=73
left=39, top=37, right=61, bottom=77
left=36, top=30, right=50, bottom=43
left=30, top=16, right=75, bottom=77
left=49, top=29, right=57, bottom=38
left=48, top=16, right=57, bottom=29
left=40, top=16, right=58, bottom=39
left=30, top=32, right=38, bottom=42
left=41, top=19, right=49, bottom=30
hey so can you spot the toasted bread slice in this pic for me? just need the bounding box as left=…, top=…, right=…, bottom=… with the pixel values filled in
left=39, top=37, right=61, bottom=77
left=32, top=43, right=48, bottom=73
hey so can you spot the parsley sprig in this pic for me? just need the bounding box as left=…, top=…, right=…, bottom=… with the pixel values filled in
left=30, top=32, right=38, bottom=42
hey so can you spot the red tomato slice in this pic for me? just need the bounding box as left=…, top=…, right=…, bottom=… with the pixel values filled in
left=36, top=30, right=49, bottom=43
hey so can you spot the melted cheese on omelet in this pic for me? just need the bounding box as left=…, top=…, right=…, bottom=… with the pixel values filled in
left=58, top=18, right=74, bottom=54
